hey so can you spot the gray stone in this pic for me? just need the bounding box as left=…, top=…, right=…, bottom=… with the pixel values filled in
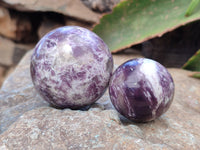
left=0, top=66, right=15, bottom=88
left=0, top=50, right=200, bottom=149
left=0, top=0, right=100, bottom=23
left=0, top=50, right=48, bottom=133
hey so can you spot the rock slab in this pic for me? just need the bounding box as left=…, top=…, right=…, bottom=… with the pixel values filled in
left=0, top=51, right=200, bottom=149
left=0, top=0, right=100, bottom=23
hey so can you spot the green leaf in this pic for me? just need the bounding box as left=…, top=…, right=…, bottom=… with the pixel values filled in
left=183, top=49, right=200, bottom=71
left=93, top=0, right=200, bottom=52
left=191, top=72, right=200, bottom=79
left=185, top=0, right=200, bottom=17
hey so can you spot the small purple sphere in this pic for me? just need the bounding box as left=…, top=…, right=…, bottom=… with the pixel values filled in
left=109, top=58, right=174, bottom=122
left=31, top=26, right=113, bottom=109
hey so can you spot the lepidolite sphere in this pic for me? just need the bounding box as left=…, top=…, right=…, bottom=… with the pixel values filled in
left=109, top=58, right=174, bottom=122
left=31, top=26, right=113, bottom=109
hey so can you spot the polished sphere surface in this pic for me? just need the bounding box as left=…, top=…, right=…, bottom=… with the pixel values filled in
left=109, top=58, right=174, bottom=122
left=31, top=26, right=113, bottom=109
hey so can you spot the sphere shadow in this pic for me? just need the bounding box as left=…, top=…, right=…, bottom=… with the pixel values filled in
left=49, top=103, right=92, bottom=111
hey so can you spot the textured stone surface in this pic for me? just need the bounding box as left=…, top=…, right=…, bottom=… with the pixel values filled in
left=31, top=26, right=113, bottom=108
left=81, top=0, right=120, bottom=12
left=0, top=36, right=34, bottom=66
left=0, top=6, right=16, bottom=39
left=0, top=50, right=200, bottom=149
left=0, top=66, right=6, bottom=87
left=109, top=58, right=175, bottom=122
left=0, top=0, right=100, bottom=23
left=0, top=51, right=48, bottom=134
left=0, top=7, right=36, bottom=42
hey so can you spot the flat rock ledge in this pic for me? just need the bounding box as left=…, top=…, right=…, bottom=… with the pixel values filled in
left=0, top=51, right=200, bottom=150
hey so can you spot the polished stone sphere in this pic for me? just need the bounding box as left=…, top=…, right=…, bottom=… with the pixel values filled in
left=31, top=26, right=113, bottom=109
left=109, top=58, right=174, bottom=122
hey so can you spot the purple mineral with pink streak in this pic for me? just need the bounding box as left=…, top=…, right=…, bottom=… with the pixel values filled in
left=30, top=26, right=113, bottom=109
left=109, top=58, right=174, bottom=122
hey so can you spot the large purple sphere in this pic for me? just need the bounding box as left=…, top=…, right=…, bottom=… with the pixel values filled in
left=109, top=58, right=174, bottom=122
left=31, top=26, right=113, bottom=109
